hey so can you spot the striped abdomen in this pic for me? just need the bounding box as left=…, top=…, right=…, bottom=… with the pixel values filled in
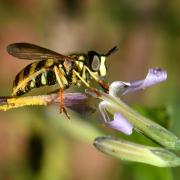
left=12, top=59, right=72, bottom=96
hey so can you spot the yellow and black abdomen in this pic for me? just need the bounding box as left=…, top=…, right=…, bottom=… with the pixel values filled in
left=12, top=59, right=70, bottom=97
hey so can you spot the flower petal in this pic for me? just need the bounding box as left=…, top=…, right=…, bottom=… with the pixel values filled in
left=123, top=68, right=167, bottom=95
left=109, top=81, right=130, bottom=98
left=109, top=68, right=167, bottom=97
left=99, top=101, right=111, bottom=122
left=99, top=102, right=133, bottom=135
left=106, top=112, right=133, bottom=135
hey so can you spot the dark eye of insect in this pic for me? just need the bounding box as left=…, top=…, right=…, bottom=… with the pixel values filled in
left=91, top=55, right=100, bottom=71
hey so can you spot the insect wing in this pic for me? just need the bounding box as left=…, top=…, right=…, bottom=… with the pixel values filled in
left=7, top=43, right=77, bottom=61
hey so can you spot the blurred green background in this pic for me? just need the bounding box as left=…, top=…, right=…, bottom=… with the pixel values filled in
left=0, top=0, right=180, bottom=179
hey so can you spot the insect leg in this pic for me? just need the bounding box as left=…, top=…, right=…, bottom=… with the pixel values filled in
left=53, top=66, right=70, bottom=119
left=73, top=69, right=103, bottom=97
left=72, top=70, right=90, bottom=87
left=83, top=66, right=109, bottom=91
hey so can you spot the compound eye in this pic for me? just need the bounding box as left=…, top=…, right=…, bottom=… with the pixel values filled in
left=91, top=55, right=100, bottom=71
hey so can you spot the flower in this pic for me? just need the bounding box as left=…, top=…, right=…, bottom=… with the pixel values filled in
left=85, top=67, right=180, bottom=167
left=98, top=68, right=167, bottom=135
left=109, top=68, right=167, bottom=97
left=99, top=101, right=133, bottom=135
left=86, top=68, right=180, bottom=150
left=106, top=112, right=133, bottom=135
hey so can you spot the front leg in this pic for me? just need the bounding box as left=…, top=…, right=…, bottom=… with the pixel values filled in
left=72, top=69, right=90, bottom=88
left=72, top=69, right=103, bottom=98
left=83, top=66, right=109, bottom=92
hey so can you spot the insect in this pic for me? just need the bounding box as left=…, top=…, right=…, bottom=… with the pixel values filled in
left=7, top=43, right=118, bottom=117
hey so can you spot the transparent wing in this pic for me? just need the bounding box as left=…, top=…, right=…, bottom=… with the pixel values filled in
left=7, top=42, right=77, bottom=61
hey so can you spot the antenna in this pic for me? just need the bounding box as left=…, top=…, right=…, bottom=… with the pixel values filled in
left=105, top=46, right=119, bottom=57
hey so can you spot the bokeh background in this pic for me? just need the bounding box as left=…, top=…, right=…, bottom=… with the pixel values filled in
left=0, top=0, right=180, bottom=180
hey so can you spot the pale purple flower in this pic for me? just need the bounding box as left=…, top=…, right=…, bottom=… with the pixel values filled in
left=107, top=112, right=133, bottom=135
left=99, top=101, right=133, bottom=135
left=99, top=68, right=167, bottom=135
left=109, top=68, right=167, bottom=97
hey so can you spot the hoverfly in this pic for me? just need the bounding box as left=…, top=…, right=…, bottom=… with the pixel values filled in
left=7, top=43, right=118, bottom=117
